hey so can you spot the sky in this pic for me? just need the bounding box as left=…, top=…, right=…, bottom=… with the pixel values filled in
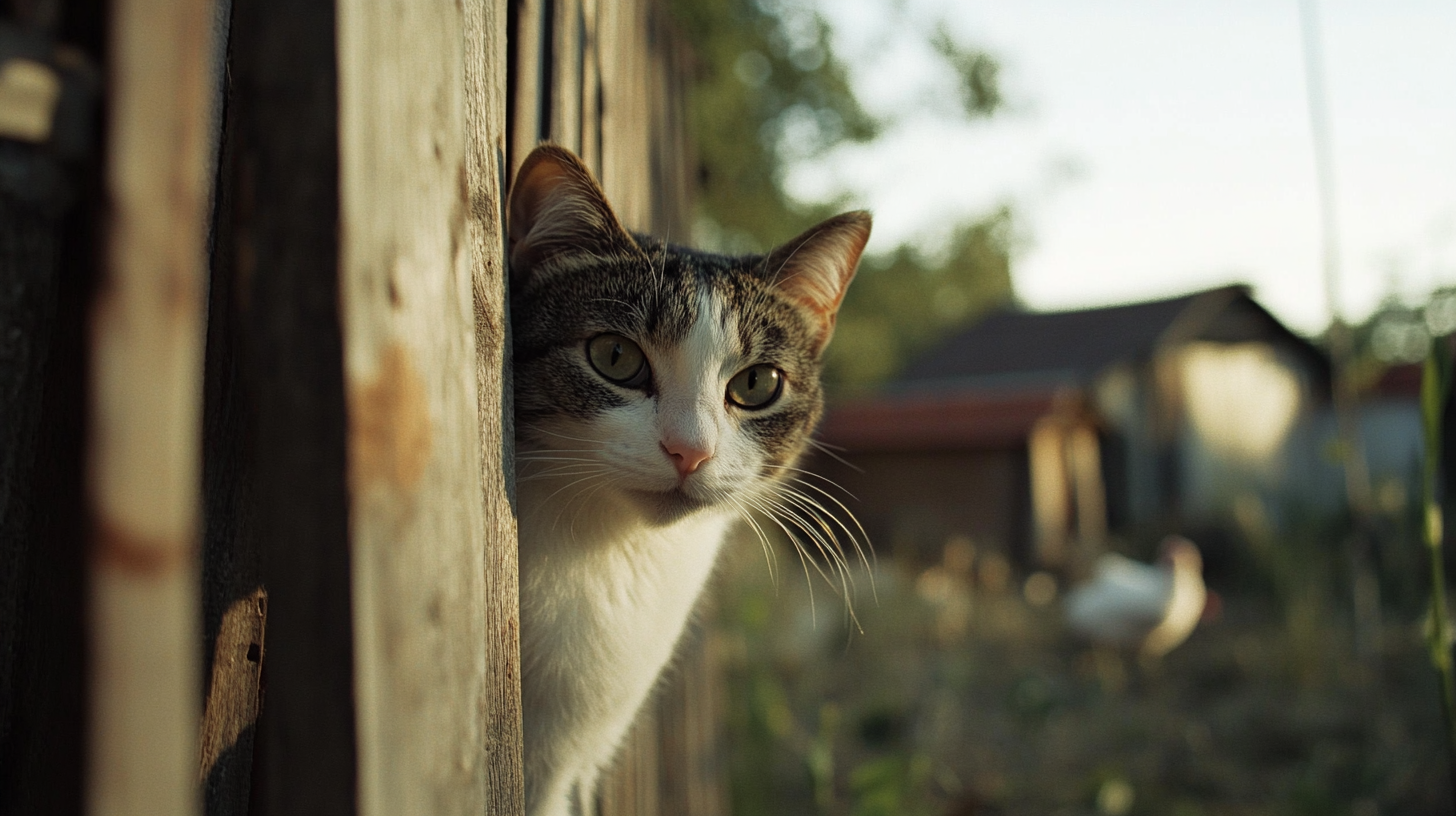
left=787, top=0, right=1456, bottom=335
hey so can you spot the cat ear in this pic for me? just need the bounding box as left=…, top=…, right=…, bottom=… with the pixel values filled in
left=762, top=211, right=872, bottom=353
left=507, top=145, right=637, bottom=286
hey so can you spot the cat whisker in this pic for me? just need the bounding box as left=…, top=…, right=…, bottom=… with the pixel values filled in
left=518, top=448, right=606, bottom=457
left=517, top=467, right=609, bottom=484
left=739, top=485, right=869, bottom=630
left=805, top=437, right=864, bottom=473
left=716, top=492, right=780, bottom=588
left=523, top=425, right=610, bottom=448
left=759, top=465, right=876, bottom=576
left=754, top=483, right=867, bottom=631
left=518, top=455, right=605, bottom=466
left=547, top=474, right=609, bottom=540
left=782, top=477, right=876, bottom=577
left=736, top=492, right=827, bottom=624
left=538, top=471, right=609, bottom=517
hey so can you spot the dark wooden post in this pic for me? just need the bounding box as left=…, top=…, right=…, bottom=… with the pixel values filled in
left=217, top=0, right=358, bottom=812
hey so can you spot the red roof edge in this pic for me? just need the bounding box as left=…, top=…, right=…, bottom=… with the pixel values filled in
left=817, top=388, right=1066, bottom=452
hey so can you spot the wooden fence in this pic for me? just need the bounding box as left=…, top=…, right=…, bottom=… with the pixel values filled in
left=0, top=0, right=723, bottom=814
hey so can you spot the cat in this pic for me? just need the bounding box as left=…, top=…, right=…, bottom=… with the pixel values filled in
left=507, top=144, right=870, bottom=816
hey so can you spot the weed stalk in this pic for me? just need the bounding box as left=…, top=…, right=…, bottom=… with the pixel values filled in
left=1421, top=337, right=1455, bottom=797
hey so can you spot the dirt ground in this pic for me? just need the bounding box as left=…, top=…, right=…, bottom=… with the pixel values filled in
left=711, top=542, right=1454, bottom=816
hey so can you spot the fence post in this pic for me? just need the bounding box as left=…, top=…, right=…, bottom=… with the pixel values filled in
left=219, top=0, right=359, bottom=810
left=336, top=0, right=520, bottom=812
left=463, top=0, right=527, bottom=810
left=86, top=0, right=218, bottom=812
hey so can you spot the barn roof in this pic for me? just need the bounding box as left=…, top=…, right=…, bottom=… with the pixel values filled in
left=819, top=285, right=1330, bottom=452
left=893, top=285, right=1328, bottom=393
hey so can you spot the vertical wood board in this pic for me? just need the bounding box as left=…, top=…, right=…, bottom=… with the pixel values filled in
left=87, top=0, right=218, bottom=812
left=548, top=0, right=582, bottom=152
left=336, top=0, right=492, bottom=813
left=509, top=0, right=544, bottom=178
left=223, top=0, right=359, bottom=808
left=462, top=0, right=527, bottom=811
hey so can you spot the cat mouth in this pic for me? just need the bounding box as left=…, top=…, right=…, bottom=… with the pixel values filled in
left=626, top=486, right=712, bottom=522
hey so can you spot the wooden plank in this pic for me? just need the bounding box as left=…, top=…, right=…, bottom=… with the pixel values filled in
left=548, top=0, right=582, bottom=152
left=336, top=0, right=497, bottom=813
left=509, top=0, right=544, bottom=179
left=223, top=0, right=359, bottom=809
left=462, top=0, right=526, bottom=811
left=596, top=0, right=650, bottom=231
left=199, top=589, right=267, bottom=782
left=598, top=706, right=660, bottom=816
left=86, top=0, right=218, bottom=813
left=579, top=0, right=601, bottom=175
left=657, top=635, right=728, bottom=816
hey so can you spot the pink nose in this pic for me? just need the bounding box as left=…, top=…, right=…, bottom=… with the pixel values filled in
left=662, top=441, right=712, bottom=478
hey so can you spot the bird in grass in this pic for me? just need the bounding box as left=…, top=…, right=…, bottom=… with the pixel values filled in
left=1063, top=535, right=1209, bottom=659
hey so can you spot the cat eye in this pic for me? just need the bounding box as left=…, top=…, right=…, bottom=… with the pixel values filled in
left=586, top=333, right=650, bottom=388
left=726, top=364, right=783, bottom=409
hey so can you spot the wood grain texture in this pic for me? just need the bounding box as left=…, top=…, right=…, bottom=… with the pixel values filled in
left=462, top=0, right=527, bottom=811
left=509, top=0, right=544, bottom=178
left=595, top=0, right=650, bottom=231
left=549, top=0, right=582, bottom=152
left=598, top=705, right=660, bottom=816
left=199, top=589, right=267, bottom=782
left=336, top=0, right=496, bottom=812
left=656, top=634, right=728, bottom=816
left=87, top=0, right=218, bottom=813
left=578, top=0, right=601, bottom=175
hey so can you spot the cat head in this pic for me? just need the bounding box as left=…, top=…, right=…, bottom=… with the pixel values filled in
left=508, top=145, right=869, bottom=524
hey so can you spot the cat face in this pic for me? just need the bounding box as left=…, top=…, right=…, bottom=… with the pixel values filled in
left=508, top=146, right=869, bottom=525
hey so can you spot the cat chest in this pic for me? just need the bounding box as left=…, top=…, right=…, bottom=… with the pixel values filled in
left=521, top=515, right=731, bottom=672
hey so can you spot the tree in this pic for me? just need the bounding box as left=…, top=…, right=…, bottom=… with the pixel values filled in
left=666, top=0, right=1017, bottom=390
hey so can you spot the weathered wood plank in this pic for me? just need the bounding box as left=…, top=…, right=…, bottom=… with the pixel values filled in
left=579, top=0, right=601, bottom=175
left=462, top=0, right=526, bottom=811
left=199, top=588, right=267, bottom=782
left=599, top=706, right=660, bottom=816
left=596, top=0, right=651, bottom=231
left=657, top=635, right=727, bottom=816
left=509, top=0, right=545, bottom=177
left=549, top=0, right=582, bottom=152
left=336, top=0, right=496, bottom=813
left=86, top=0, right=219, bottom=813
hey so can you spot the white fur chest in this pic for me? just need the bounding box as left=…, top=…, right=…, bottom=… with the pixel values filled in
left=516, top=482, right=732, bottom=816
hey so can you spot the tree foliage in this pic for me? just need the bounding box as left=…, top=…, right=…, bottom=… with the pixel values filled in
left=828, top=209, right=1015, bottom=392
left=666, top=0, right=878, bottom=249
left=666, top=0, right=1018, bottom=390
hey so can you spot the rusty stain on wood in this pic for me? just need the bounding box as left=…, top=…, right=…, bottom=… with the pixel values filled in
left=198, top=588, right=267, bottom=781
left=92, top=520, right=193, bottom=576
left=348, top=342, right=433, bottom=492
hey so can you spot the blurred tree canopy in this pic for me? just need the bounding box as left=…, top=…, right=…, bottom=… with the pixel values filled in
left=665, top=0, right=1018, bottom=392
left=826, top=210, right=1014, bottom=390
left=666, top=0, right=878, bottom=249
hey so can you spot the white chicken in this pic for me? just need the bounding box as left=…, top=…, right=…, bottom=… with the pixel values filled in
left=1063, top=536, right=1207, bottom=659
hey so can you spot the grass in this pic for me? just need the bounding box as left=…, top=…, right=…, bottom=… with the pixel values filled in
left=712, top=534, right=1453, bottom=816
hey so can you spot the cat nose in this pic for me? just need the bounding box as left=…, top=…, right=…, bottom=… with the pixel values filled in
left=661, top=441, right=712, bottom=478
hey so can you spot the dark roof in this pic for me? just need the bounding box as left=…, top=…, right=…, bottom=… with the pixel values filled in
left=895, top=285, right=1327, bottom=392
